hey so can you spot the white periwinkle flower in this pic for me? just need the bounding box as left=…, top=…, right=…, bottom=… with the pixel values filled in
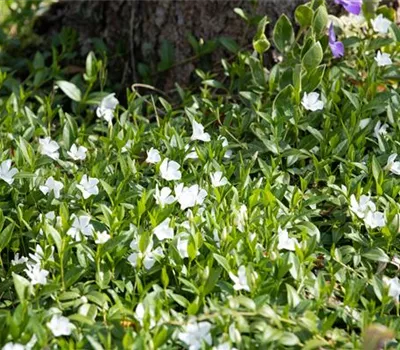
left=154, top=185, right=176, bottom=207
left=349, top=194, right=376, bottom=219
left=175, top=184, right=207, bottom=210
left=46, top=314, right=75, bottom=337
left=39, top=137, right=60, bottom=160
left=178, top=321, right=213, bottom=350
left=153, top=218, right=174, bottom=240
left=372, top=14, right=391, bottom=34
left=160, top=158, right=182, bottom=181
left=234, top=205, right=247, bottom=233
left=128, top=239, right=164, bottom=270
left=77, top=175, right=99, bottom=199
left=11, top=253, right=28, bottom=266
left=146, top=148, right=161, bottom=164
left=277, top=227, right=298, bottom=251
left=218, top=136, right=232, bottom=159
left=96, top=93, right=119, bottom=123
left=210, top=171, right=228, bottom=187
left=0, top=160, right=18, bottom=185
left=67, top=144, right=87, bottom=161
left=24, top=263, right=49, bottom=285
left=385, top=277, right=400, bottom=301
left=374, top=121, right=389, bottom=138
left=191, top=120, right=211, bottom=142
left=177, top=234, right=191, bottom=259
left=39, top=176, right=64, bottom=199
left=2, top=343, right=25, bottom=350
left=229, top=265, right=250, bottom=292
left=364, top=210, right=386, bottom=229
left=375, top=51, right=392, bottom=67
left=386, top=154, right=400, bottom=175
left=67, top=215, right=94, bottom=241
left=95, top=231, right=111, bottom=244
left=301, top=92, right=324, bottom=111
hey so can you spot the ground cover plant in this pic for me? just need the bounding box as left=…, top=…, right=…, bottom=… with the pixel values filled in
left=1, top=0, right=400, bottom=349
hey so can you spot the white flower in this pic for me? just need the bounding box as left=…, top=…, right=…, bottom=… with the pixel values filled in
left=218, top=136, right=232, bottom=159
left=191, top=120, right=211, bottom=142
left=178, top=321, right=213, bottom=350
left=350, top=194, right=376, bottom=219
left=160, top=158, right=182, bottom=181
left=374, top=121, right=389, bottom=138
left=146, top=148, right=161, bottom=164
left=277, top=227, right=298, bottom=251
left=375, top=51, right=392, bottom=67
left=11, top=253, right=28, bottom=266
left=210, top=171, right=228, bottom=187
left=39, top=176, right=64, bottom=199
left=153, top=218, right=174, bottom=240
left=67, top=144, right=87, bottom=161
left=154, top=185, right=176, bottom=207
left=386, top=154, right=400, bottom=175
left=301, top=92, right=324, bottom=111
left=67, top=215, right=94, bottom=241
left=229, top=265, right=250, bottom=292
left=364, top=210, right=386, bottom=229
left=135, top=302, right=157, bottom=328
left=39, top=137, right=60, bottom=160
left=234, top=205, right=247, bottom=233
left=95, top=231, right=110, bottom=244
left=0, top=160, right=18, bottom=185
left=175, top=184, right=207, bottom=210
left=24, top=263, right=49, bottom=285
left=96, top=93, right=119, bottom=123
left=184, top=145, right=199, bottom=160
left=128, top=239, right=164, bottom=270
left=385, top=277, right=400, bottom=301
left=77, top=175, right=99, bottom=199
left=2, top=343, right=25, bottom=350
left=46, top=314, right=75, bottom=337
left=372, top=14, right=391, bottom=34
left=177, top=234, right=191, bottom=259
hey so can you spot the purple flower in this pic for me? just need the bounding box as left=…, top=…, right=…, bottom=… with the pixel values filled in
left=334, top=0, right=362, bottom=15
left=329, top=24, right=344, bottom=58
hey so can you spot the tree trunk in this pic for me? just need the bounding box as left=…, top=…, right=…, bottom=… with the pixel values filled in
left=35, top=0, right=309, bottom=90
left=35, top=0, right=399, bottom=91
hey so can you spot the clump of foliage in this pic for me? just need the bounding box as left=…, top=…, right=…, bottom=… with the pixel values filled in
left=1, top=0, right=400, bottom=349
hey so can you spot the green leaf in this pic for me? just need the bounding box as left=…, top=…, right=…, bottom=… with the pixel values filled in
left=157, top=40, right=175, bottom=72
left=0, top=223, right=14, bottom=252
left=62, top=113, right=78, bottom=150
left=302, top=42, right=323, bottom=71
left=253, top=16, right=270, bottom=54
left=56, top=81, right=82, bottom=102
left=362, top=248, right=390, bottom=262
left=295, top=5, right=314, bottom=27
left=12, top=273, right=32, bottom=302
left=219, top=37, right=240, bottom=53
left=44, top=223, right=62, bottom=253
left=273, top=14, right=294, bottom=52
left=312, top=6, right=328, bottom=35
left=213, top=253, right=230, bottom=273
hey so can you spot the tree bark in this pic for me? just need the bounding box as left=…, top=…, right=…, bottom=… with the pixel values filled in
left=35, top=0, right=310, bottom=90
left=35, top=0, right=399, bottom=91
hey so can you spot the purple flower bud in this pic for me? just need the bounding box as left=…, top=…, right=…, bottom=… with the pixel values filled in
left=334, top=0, right=362, bottom=15
left=329, top=24, right=344, bottom=58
